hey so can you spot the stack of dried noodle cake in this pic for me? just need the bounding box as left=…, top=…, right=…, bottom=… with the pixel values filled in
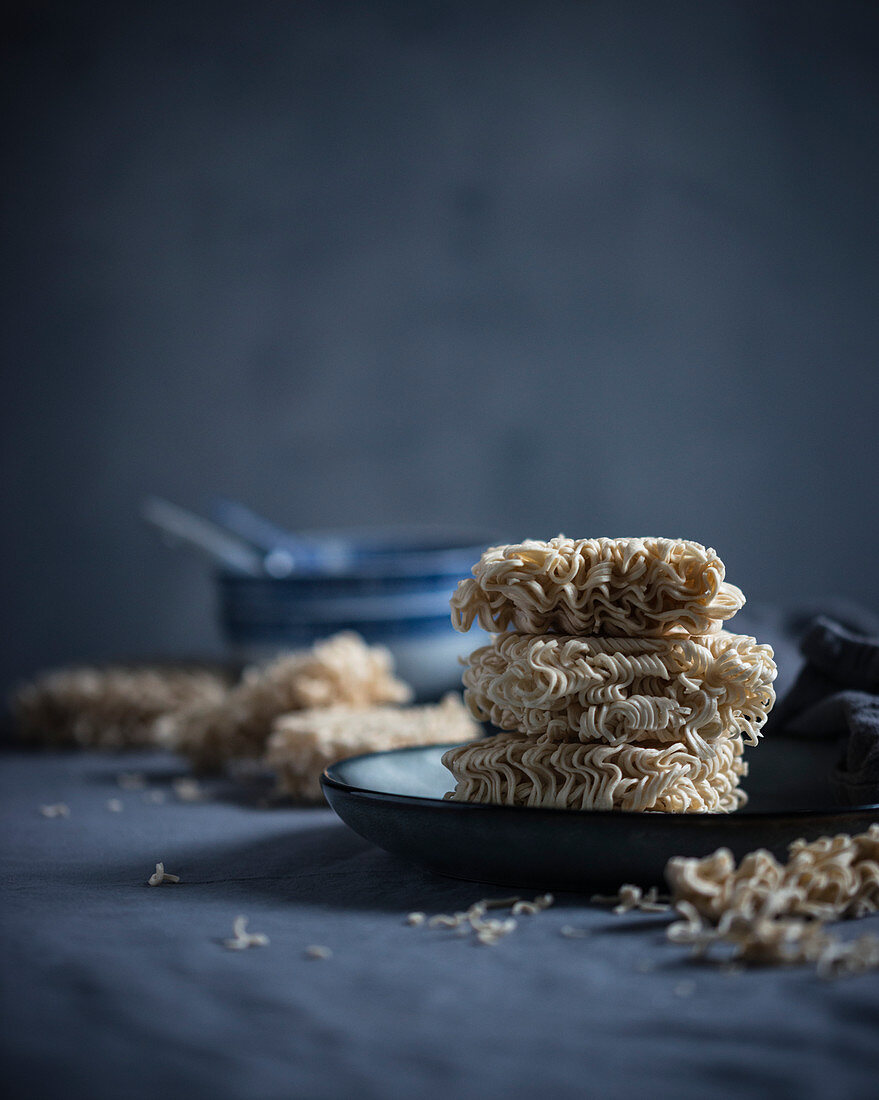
left=443, top=537, right=777, bottom=813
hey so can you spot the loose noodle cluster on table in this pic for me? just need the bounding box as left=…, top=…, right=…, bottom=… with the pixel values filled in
left=664, top=826, right=879, bottom=968
left=160, top=632, right=413, bottom=771
left=12, top=665, right=230, bottom=749
left=444, top=536, right=776, bottom=813
left=668, top=826, right=879, bottom=924
left=267, top=694, right=480, bottom=802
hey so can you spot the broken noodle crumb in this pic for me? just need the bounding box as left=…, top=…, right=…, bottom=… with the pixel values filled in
left=591, top=885, right=671, bottom=914
left=38, top=803, right=70, bottom=818
left=147, top=862, right=180, bottom=886
left=304, top=945, right=333, bottom=960
left=223, top=916, right=269, bottom=950
left=413, top=895, right=553, bottom=946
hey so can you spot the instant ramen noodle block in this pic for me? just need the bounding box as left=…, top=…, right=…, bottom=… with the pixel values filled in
left=463, top=631, right=776, bottom=757
left=266, top=693, right=480, bottom=802
left=442, top=731, right=747, bottom=813
left=11, top=665, right=229, bottom=749
left=163, top=632, right=413, bottom=771
left=450, top=537, right=745, bottom=637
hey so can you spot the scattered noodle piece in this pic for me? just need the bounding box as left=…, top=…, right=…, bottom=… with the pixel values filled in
left=428, top=913, right=466, bottom=928
left=223, top=916, right=269, bottom=950
left=406, top=912, right=426, bottom=926
left=463, top=631, right=775, bottom=755
left=443, top=733, right=747, bottom=813
left=666, top=896, right=833, bottom=967
left=172, top=777, right=204, bottom=802
left=305, top=945, right=333, bottom=960
left=165, top=632, right=413, bottom=771
left=591, top=885, right=671, bottom=914
left=560, top=926, right=591, bottom=939
left=107, top=799, right=123, bottom=813
left=12, top=665, right=228, bottom=748
left=450, top=537, right=744, bottom=638
left=816, top=935, right=879, bottom=980
left=267, top=694, right=479, bottom=802
left=512, top=894, right=555, bottom=916
left=39, top=803, right=70, bottom=818
left=416, top=896, right=555, bottom=945
left=147, top=862, right=180, bottom=886
left=476, top=920, right=516, bottom=946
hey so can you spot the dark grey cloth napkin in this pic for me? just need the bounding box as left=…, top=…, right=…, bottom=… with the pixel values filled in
left=770, top=614, right=879, bottom=805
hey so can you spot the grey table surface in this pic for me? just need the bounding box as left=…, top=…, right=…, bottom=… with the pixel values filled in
left=2, top=747, right=878, bottom=1100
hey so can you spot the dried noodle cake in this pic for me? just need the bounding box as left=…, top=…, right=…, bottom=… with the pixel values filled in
left=162, top=631, right=413, bottom=771
left=267, top=694, right=480, bottom=802
left=462, top=631, right=776, bottom=757
left=442, top=731, right=747, bottom=813
left=11, top=665, right=229, bottom=749
left=450, top=537, right=745, bottom=637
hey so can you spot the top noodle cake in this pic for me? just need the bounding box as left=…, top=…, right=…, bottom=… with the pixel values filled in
left=450, top=537, right=745, bottom=637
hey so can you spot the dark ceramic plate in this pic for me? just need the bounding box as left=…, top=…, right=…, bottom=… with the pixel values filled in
left=322, top=736, right=879, bottom=889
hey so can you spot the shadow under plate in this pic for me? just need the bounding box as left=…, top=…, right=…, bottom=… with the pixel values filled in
left=322, top=737, right=879, bottom=889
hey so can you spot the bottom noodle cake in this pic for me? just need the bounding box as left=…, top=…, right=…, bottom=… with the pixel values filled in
left=442, top=732, right=747, bottom=813
left=266, top=693, right=480, bottom=802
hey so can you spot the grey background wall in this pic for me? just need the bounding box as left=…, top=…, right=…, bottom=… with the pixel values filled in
left=2, top=0, right=878, bottom=694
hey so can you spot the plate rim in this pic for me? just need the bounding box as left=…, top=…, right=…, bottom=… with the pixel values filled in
left=321, top=742, right=879, bottom=824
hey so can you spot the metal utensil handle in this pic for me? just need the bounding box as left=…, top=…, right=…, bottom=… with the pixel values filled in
left=142, top=496, right=265, bottom=576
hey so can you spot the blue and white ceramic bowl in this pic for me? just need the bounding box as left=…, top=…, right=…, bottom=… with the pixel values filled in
left=216, top=526, right=494, bottom=699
